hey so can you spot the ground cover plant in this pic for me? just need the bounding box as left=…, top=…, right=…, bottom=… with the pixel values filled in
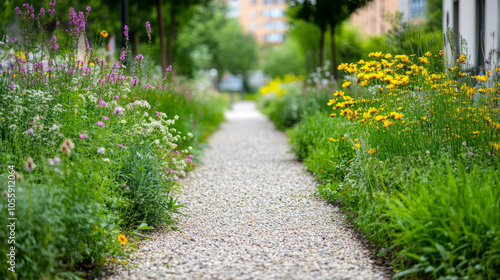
left=0, top=3, right=225, bottom=279
left=261, top=51, right=500, bottom=279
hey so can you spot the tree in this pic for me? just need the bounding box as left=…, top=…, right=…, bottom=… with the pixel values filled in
left=287, top=0, right=373, bottom=80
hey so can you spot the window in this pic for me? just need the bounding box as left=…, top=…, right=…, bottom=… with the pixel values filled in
left=265, top=33, right=284, bottom=43
left=250, top=22, right=257, bottom=31
left=250, top=10, right=257, bottom=18
left=263, top=21, right=288, bottom=30
left=262, top=9, right=285, bottom=18
left=410, top=0, right=426, bottom=19
left=251, top=0, right=257, bottom=5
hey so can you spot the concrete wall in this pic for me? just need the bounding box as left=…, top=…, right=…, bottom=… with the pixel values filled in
left=443, top=0, right=500, bottom=69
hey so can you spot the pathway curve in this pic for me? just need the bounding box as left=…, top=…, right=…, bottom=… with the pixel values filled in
left=105, top=101, right=391, bottom=280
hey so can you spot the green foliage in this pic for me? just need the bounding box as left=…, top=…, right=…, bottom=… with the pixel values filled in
left=262, top=39, right=306, bottom=78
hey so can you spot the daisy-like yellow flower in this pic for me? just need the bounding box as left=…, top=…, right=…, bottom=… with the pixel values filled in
left=342, top=81, right=352, bottom=88
left=333, top=90, right=345, bottom=97
left=329, top=137, right=339, bottom=142
left=424, top=51, right=432, bottom=56
left=355, top=144, right=361, bottom=148
left=100, top=30, right=109, bottom=38
left=369, top=149, right=376, bottom=155
left=382, top=120, right=393, bottom=127
left=118, top=234, right=127, bottom=245
left=121, top=120, right=126, bottom=124
left=327, top=99, right=336, bottom=106
left=439, top=50, right=445, bottom=55
left=419, top=56, right=428, bottom=64
left=338, top=63, right=348, bottom=70
left=354, top=138, right=359, bottom=142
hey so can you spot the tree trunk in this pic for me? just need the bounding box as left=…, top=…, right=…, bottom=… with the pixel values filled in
left=157, top=0, right=167, bottom=74
left=330, top=24, right=338, bottom=81
left=167, top=5, right=176, bottom=69
left=319, top=28, right=325, bottom=66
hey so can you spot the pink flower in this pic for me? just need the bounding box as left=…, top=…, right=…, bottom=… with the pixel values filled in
left=145, top=22, right=151, bottom=39
left=185, top=158, right=193, bottom=163
left=124, top=25, right=129, bottom=41
left=103, top=116, right=109, bottom=121
left=99, top=100, right=107, bottom=107
left=96, top=121, right=104, bottom=127
left=118, top=144, right=125, bottom=148
left=113, top=96, right=119, bottom=99
left=27, top=128, right=34, bottom=135
left=80, top=133, right=88, bottom=139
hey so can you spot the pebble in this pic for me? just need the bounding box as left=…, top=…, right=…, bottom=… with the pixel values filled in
left=102, top=102, right=391, bottom=280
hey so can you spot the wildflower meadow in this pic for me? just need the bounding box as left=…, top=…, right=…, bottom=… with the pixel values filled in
left=261, top=49, right=500, bottom=279
left=0, top=2, right=225, bottom=278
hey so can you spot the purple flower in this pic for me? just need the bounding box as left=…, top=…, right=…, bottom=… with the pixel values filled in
left=96, top=121, right=104, bottom=127
left=113, top=96, right=119, bottom=99
left=9, top=84, right=14, bottom=90
left=27, top=128, right=34, bottom=135
left=99, top=100, right=107, bottom=107
left=156, top=111, right=161, bottom=117
left=119, top=51, right=126, bottom=60
left=12, top=38, right=17, bottom=43
left=131, top=103, right=136, bottom=107
left=118, top=144, right=125, bottom=148
left=189, top=155, right=193, bottom=159
left=79, top=133, right=88, bottom=139
left=103, top=116, right=109, bottom=121
left=145, top=22, right=151, bottom=39
left=135, top=54, right=144, bottom=60
left=123, top=25, right=129, bottom=41
left=185, top=158, right=193, bottom=163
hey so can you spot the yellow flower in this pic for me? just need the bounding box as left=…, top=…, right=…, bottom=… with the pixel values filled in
left=424, top=51, right=432, bottom=56
left=357, top=59, right=365, bottom=65
left=118, top=234, right=127, bottom=244
left=355, top=144, right=361, bottom=148
left=329, top=137, right=339, bottom=142
left=369, top=149, right=376, bottom=155
left=342, top=81, right=352, bottom=88
left=327, top=99, right=336, bottom=106
left=100, top=30, right=109, bottom=38
left=354, top=138, right=359, bottom=142
left=360, top=80, right=368, bottom=86
left=419, top=56, right=428, bottom=64
left=330, top=113, right=336, bottom=117
left=338, top=63, right=348, bottom=70
left=333, top=90, right=345, bottom=97
left=121, top=120, right=126, bottom=124
left=384, top=53, right=392, bottom=59
left=472, top=131, right=480, bottom=135
left=15, top=51, right=26, bottom=60
left=439, top=50, right=445, bottom=55
left=382, top=120, right=393, bottom=127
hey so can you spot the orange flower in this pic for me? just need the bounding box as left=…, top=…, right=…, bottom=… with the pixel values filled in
left=100, top=30, right=109, bottom=38
left=118, top=234, right=127, bottom=245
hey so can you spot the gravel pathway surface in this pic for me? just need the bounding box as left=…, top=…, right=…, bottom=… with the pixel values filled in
left=104, top=101, right=391, bottom=280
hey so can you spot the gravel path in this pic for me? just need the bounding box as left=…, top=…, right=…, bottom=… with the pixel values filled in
left=104, top=101, right=391, bottom=280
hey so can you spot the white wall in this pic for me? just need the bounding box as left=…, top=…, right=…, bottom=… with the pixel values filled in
left=484, top=0, right=500, bottom=65
left=459, top=1, right=476, bottom=66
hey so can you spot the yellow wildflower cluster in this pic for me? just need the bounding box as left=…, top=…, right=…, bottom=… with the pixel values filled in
left=328, top=50, right=500, bottom=156
left=260, top=75, right=304, bottom=97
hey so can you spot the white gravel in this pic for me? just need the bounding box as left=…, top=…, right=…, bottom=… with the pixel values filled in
left=102, top=101, right=391, bottom=280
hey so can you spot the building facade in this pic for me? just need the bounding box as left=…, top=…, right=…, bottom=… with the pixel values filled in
left=350, top=0, right=427, bottom=36
left=442, top=0, right=500, bottom=70
left=227, top=0, right=288, bottom=44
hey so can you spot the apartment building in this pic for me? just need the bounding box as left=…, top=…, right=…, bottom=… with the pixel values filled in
left=350, top=0, right=427, bottom=36
left=227, top=0, right=288, bottom=44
